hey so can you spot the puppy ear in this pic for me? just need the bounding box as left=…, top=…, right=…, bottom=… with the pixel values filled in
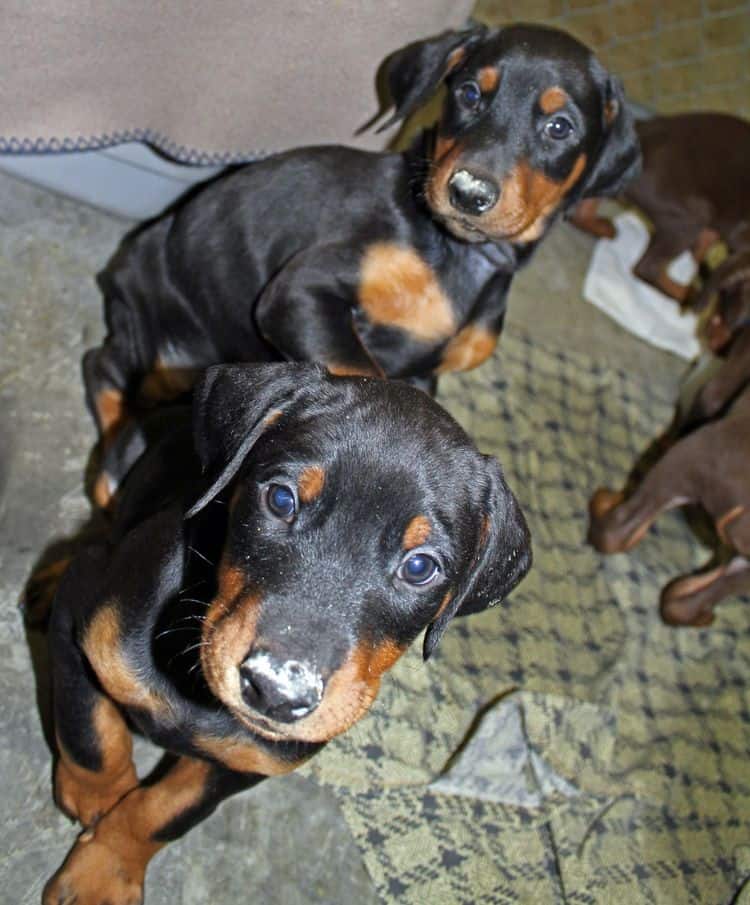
left=186, top=362, right=326, bottom=518
left=376, top=25, right=488, bottom=132
left=579, top=73, right=642, bottom=199
left=422, top=457, right=532, bottom=660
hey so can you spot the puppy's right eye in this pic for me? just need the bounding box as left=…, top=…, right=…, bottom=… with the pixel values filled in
left=265, top=484, right=296, bottom=521
left=397, top=552, right=441, bottom=588
left=456, top=80, right=482, bottom=111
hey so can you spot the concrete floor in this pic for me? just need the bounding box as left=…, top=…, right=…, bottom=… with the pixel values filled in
left=0, top=169, right=684, bottom=903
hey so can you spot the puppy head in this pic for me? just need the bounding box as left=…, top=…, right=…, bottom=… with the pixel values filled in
left=188, top=364, right=531, bottom=744
left=384, top=24, right=640, bottom=244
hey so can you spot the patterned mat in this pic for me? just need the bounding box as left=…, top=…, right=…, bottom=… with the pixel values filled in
left=301, top=330, right=750, bottom=904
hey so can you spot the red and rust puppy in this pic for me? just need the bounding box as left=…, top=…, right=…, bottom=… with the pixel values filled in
left=571, top=112, right=750, bottom=302
left=44, top=363, right=531, bottom=905
left=85, top=22, right=639, bottom=502
left=588, top=326, right=750, bottom=627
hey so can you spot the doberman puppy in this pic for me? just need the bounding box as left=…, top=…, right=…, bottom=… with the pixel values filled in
left=85, top=22, right=640, bottom=504
left=571, top=112, right=750, bottom=302
left=588, top=323, right=750, bottom=627
left=43, top=363, right=532, bottom=905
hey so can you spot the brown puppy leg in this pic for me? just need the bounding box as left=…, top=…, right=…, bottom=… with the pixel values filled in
left=568, top=198, right=617, bottom=239
left=661, top=556, right=750, bottom=626
left=588, top=433, right=709, bottom=553
left=633, top=230, right=697, bottom=302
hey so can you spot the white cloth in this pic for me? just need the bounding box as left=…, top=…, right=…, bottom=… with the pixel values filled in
left=583, top=212, right=700, bottom=360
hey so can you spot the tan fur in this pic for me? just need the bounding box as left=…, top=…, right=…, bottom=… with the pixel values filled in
left=539, top=86, right=568, bottom=114
left=194, top=734, right=303, bottom=775
left=298, top=465, right=326, bottom=503
left=55, top=697, right=138, bottom=827
left=402, top=515, right=432, bottom=549
left=82, top=605, right=168, bottom=715
left=478, top=66, right=499, bottom=93
left=95, top=387, right=125, bottom=434
left=438, top=324, right=497, bottom=373
left=485, top=154, right=588, bottom=243
left=139, top=357, right=198, bottom=403
left=359, top=242, right=456, bottom=343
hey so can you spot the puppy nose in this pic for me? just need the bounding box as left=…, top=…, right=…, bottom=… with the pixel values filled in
left=239, top=651, right=323, bottom=722
left=448, top=169, right=499, bottom=215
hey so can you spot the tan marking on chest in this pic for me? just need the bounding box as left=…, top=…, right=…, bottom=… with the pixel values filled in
left=82, top=605, right=168, bottom=715
left=358, top=243, right=456, bottom=343
left=195, top=734, right=302, bottom=775
left=298, top=465, right=326, bottom=503
left=437, top=324, right=498, bottom=373
left=539, top=86, right=568, bottom=114
left=402, top=515, right=432, bottom=550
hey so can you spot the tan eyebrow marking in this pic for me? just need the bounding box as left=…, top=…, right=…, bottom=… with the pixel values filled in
left=478, top=66, right=500, bottom=93
left=539, top=86, right=569, bottom=114
left=403, top=515, right=432, bottom=550
left=298, top=465, right=326, bottom=503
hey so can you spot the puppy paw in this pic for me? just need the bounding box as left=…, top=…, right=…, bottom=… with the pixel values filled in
left=43, top=830, right=145, bottom=905
left=660, top=570, right=720, bottom=627
left=587, top=488, right=626, bottom=552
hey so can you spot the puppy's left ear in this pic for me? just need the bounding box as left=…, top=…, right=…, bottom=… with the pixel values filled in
left=422, top=457, right=532, bottom=660
left=375, top=25, right=488, bottom=132
left=579, top=70, right=642, bottom=199
left=186, top=362, right=326, bottom=518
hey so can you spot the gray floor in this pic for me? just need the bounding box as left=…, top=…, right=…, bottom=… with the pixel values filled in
left=0, top=169, right=684, bottom=903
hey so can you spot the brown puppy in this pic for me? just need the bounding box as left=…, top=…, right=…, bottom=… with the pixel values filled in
left=589, top=325, right=750, bottom=626
left=571, top=113, right=750, bottom=302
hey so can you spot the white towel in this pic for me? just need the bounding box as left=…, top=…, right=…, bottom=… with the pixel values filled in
left=582, top=212, right=700, bottom=360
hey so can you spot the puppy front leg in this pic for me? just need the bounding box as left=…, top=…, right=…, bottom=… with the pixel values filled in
left=633, top=230, right=695, bottom=303
left=43, top=757, right=261, bottom=905
left=661, top=555, right=750, bottom=626
left=588, top=432, right=707, bottom=553
left=50, top=606, right=139, bottom=828
left=255, top=246, right=382, bottom=378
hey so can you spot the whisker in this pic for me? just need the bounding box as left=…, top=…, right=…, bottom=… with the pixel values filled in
left=154, top=625, right=197, bottom=641
left=188, top=546, right=214, bottom=566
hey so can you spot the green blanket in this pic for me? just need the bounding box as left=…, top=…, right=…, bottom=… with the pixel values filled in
left=301, top=330, right=750, bottom=904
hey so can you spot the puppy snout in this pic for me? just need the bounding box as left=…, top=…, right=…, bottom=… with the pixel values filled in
left=239, top=651, right=323, bottom=722
left=448, top=169, right=499, bottom=215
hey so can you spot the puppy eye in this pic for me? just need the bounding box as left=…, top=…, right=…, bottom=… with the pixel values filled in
left=398, top=552, right=441, bottom=588
left=544, top=116, right=574, bottom=140
left=265, top=484, right=296, bottom=521
left=456, top=80, right=482, bottom=111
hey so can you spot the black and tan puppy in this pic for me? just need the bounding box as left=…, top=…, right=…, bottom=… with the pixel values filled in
left=43, top=364, right=531, bottom=905
left=85, top=23, right=640, bottom=503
